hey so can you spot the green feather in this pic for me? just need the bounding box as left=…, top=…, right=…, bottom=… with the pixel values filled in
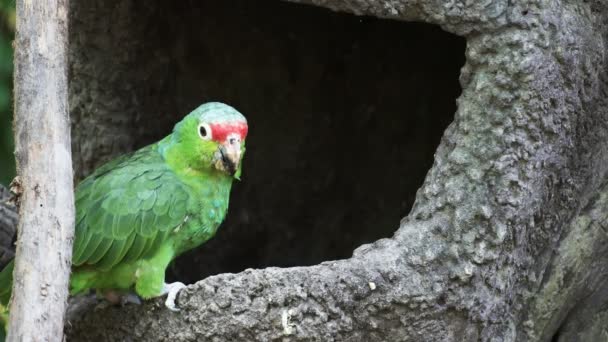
left=113, top=213, right=136, bottom=239
left=74, top=233, right=103, bottom=264
left=140, top=229, right=160, bottom=259
left=154, top=211, right=173, bottom=230
left=121, top=234, right=148, bottom=263
left=137, top=190, right=154, bottom=200
left=138, top=210, right=157, bottom=237
left=84, top=200, right=104, bottom=232
left=95, top=237, right=127, bottom=271
left=86, top=237, right=114, bottom=264
left=72, top=230, right=93, bottom=265
left=114, top=232, right=137, bottom=265
left=146, top=229, right=169, bottom=258
left=140, top=191, right=156, bottom=211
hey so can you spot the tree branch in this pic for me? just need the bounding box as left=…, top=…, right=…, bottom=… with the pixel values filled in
left=8, top=0, right=74, bottom=341
left=67, top=242, right=453, bottom=341
left=525, top=180, right=608, bottom=341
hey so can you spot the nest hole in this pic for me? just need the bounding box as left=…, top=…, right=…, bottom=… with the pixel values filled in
left=69, top=0, right=465, bottom=283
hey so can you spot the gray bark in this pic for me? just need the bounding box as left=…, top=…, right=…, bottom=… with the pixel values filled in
left=0, top=0, right=606, bottom=340
left=8, top=0, right=74, bottom=341
left=65, top=184, right=608, bottom=341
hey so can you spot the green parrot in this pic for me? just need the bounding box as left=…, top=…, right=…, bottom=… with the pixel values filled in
left=0, top=102, right=248, bottom=328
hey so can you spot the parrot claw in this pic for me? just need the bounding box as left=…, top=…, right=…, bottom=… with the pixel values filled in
left=120, top=293, right=142, bottom=306
left=162, top=282, right=186, bottom=312
left=100, top=290, right=142, bottom=307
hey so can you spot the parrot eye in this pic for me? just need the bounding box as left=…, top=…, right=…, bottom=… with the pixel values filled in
left=198, top=123, right=212, bottom=140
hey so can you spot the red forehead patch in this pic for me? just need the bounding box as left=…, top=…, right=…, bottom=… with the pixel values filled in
left=209, top=122, right=248, bottom=142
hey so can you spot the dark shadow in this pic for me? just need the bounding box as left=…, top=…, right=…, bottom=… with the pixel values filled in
left=82, top=0, right=465, bottom=282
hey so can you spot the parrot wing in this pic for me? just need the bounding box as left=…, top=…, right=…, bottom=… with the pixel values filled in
left=72, top=146, right=190, bottom=271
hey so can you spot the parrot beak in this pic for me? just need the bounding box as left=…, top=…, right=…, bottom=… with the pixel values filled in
left=214, top=134, right=242, bottom=176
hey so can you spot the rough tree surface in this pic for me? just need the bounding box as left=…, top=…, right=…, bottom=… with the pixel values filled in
left=2, top=0, right=607, bottom=341
left=8, top=0, right=74, bottom=341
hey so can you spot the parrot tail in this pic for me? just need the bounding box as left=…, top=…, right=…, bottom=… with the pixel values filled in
left=0, top=259, right=14, bottom=342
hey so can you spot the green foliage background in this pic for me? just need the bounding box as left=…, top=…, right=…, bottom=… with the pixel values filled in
left=0, top=0, right=13, bottom=185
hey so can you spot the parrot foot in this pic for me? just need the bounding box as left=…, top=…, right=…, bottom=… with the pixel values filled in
left=100, top=290, right=142, bottom=306
left=161, top=282, right=186, bottom=312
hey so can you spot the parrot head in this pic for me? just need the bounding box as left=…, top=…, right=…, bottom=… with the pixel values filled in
left=164, top=102, right=248, bottom=179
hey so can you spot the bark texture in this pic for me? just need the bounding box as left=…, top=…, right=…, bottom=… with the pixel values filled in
left=8, top=0, right=74, bottom=341
left=1, top=0, right=604, bottom=340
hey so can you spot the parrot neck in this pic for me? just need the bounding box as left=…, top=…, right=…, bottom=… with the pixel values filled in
left=158, top=135, right=232, bottom=183
left=158, top=136, right=234, bottom=254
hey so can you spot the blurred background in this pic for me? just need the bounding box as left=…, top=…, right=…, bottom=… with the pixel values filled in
left=0, top=0, right=14, bottom=186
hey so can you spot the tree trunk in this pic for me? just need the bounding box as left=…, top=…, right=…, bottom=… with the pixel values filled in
left=8, top=0, right=74, bottom=341
left=1, top=0, right=608, bottom=341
